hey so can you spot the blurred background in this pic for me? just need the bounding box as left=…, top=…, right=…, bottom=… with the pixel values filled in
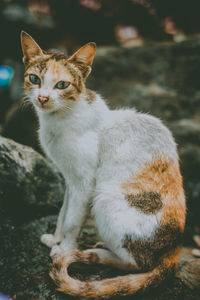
left=1, top=1, right=200, bottom=298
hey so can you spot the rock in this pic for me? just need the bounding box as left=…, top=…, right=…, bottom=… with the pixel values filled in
left=0, top=213, right=200, bottom=299
left=0, top=214, right=97, bottom=299
left=0, top=135, right=65, bottom=224
left=0, top=215, right=65, bottom=299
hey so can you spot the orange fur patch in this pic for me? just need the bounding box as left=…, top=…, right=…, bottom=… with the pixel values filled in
left=122, top=156, right=186, bottom=232
left=86, top=89, right=96, bottom=103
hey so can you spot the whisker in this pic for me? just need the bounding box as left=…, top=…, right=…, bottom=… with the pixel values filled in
left=59, top=104, right=73, bottom=113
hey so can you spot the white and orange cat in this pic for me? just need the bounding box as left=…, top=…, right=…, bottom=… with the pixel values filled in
left=21, top=31, right=186, bottom=299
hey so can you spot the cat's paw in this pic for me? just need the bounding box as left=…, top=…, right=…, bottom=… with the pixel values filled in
left=50, top=245, right=64, bottom=257
left=41, top=234, right=59, bottom=248
left=50, top=240, right=77, bottom=257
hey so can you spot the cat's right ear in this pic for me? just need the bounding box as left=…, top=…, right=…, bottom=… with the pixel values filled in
left=68, top=42, right=96, bottom=78
left=21, top=31, right=43, bottom=64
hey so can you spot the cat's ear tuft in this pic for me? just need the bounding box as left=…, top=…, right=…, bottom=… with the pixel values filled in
left=68, top=42, right=96, bottom=76
left=21, top=31, right=43, bottom=63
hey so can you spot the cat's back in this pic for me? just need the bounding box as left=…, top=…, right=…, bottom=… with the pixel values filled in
left=96, top=109, right=178, bottom=183
left=99, top=108, right=177, bottom=160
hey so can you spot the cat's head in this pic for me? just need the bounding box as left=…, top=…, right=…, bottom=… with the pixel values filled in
left=21, top=31, right=96, bottom=113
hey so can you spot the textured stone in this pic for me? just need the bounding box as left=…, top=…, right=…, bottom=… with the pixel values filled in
left=0, top=214, right=97, bottom=299
left=0, top=135, right=65, bottom=224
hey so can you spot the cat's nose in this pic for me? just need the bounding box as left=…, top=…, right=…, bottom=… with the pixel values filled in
left=38, top=95, right=49, bottom=104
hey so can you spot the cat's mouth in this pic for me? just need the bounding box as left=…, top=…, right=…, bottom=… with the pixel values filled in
left=40, top=103, right=50, bottom=109
left=35, top=100, right=55, bottom=112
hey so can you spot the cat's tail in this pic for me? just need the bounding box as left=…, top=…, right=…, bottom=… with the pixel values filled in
left=50, top=248, right=179, bottom=299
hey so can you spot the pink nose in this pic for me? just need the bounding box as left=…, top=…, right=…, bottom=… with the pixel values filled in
left=38, top=95, right=49, bottom=104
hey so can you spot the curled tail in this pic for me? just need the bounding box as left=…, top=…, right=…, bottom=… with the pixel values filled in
left=50, top=248, right=180, bottom=299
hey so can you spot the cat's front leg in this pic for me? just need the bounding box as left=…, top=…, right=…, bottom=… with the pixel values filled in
left=41, top=191, right=68, bottom=248
left=41, top=234, right=60, bottom=248
left=50, top=186, right=90, bottom=256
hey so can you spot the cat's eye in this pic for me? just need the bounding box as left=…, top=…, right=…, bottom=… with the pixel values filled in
left=55, top=81, right=70, bottom=90
left=29, top=74, right=41, bottom=85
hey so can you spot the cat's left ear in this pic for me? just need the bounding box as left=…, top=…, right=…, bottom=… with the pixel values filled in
left=68, top=42, right=96, bottom=78
left=21, top=31, right=43, bottom=64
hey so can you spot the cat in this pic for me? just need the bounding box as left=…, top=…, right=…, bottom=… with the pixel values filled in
left=21, top=31, right=186, bottom=299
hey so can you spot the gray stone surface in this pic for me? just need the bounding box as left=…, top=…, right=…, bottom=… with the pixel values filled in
left=0, top=135, right=65, bottom=224
left=0, top=214, right=98, bottom=299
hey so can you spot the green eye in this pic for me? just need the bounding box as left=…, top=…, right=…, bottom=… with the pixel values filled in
left=55, top=81, right=70, bottom=89
left=29, top=74, right=41, bottom=85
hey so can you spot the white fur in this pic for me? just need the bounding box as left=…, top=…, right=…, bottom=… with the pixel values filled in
left=33, top=91, right=177, bottom=267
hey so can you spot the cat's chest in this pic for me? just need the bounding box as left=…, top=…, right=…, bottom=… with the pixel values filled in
left=40, top=127, right=64, bottom=155
left=39, top=125, right=99, bottom=176
left=40, top=126, right=78, bottom=161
